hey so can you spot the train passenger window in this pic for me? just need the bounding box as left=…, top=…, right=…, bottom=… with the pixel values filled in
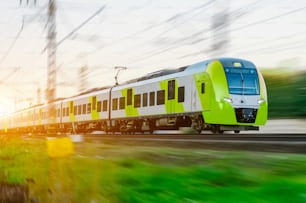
left=74, top=106, right=77, bottom=115
left=70, top=102, right=73, bottom=114
left=112, top=98, right=118, bottom=110
left=119, top=97, right=125, bottom=110
left=63, top=107, right=68, bottom=116
left=150, top=92, right=155, bottom=106
left=66, top=108, right=69, bottom=116
left=201, top=83, right=205, bottom=94
left=127, top=89, right=132, bottom=106
left=178, top=86, right=185, bottom=103
left=97, top=101, right=102, bottom=112
left=168, top=80, right=175, bottom=100
left=157, top=90, right=165, bottom=105
left=92, top=96, right=97, bottom=110
left=87, top=103, right=91, bottom=113
left=78, top=105, right=82, bottom=115
left=143, top=93, right=148, bottom=107
left=103, top=100, right=108, bottom=112
left=134, top=94, right=141, bottom=108
left=82, top=104, right=86, bottom=114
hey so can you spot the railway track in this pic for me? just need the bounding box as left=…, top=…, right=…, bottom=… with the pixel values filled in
left=45, top=132, right=306, bottom=154
left=18, top=132, right=306, bottom=154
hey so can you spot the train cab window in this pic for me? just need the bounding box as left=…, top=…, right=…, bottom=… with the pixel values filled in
left=112, top=98, right=118, bottom=110
left=97, top=101, right=102, bottom=112
left=82, top=104, right=86, bottom=114
left=92, top=96, right=97, bottom=111
left=103, top=100, right=108, bottom=112
left=149, top=91, right=155, bottom=106
left=143, top=93, right=148, bottom=107
left=87, top=103, right=91, bottom=113
left=119, top=97, right=125, bottom=110
left=168, top=80, right=175, bottom=100
left=178, top=86, right=185, bottom=103
left=157, top=90, right=165, bottom=105
left=134, top=94, right=141, bottom=108
left=127, top=89, right=132, bottom=106
left=201, top=83, right=205, bottom=94
left=78, top=105, right=82, bottom=115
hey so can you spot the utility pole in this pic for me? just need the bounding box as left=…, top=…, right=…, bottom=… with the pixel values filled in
left=46, top=0, right=57, bottom=127
left=20, top=0, right=57, bottom=131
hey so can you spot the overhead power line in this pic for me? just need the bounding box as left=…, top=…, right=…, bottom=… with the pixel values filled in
left=42, top=4, right=106, bottom=53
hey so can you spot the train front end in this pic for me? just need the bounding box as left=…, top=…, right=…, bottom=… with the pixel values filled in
left=203, top=58, right=268, bottom=133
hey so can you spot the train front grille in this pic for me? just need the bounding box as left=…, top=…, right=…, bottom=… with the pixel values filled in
left=235, top=108, right=257, bottom=123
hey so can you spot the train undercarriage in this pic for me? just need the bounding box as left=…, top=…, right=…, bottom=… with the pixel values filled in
left=2, top=113, right=259, bottom=135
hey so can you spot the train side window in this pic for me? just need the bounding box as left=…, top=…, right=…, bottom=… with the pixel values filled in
left=178, top=86, right=185, bottom=103
left=201, top=83, right=205, bottom=94
left=168, top=80, right=175, bottom=100
left=127, top=89, right=132, bottom=106
left=134, top=94, right=141, bottom=108
left=103, top=100, right=108, bottom=112
left=74, top=106, right=77, bottom=115
left=92, top=96, right=97, bottom=110
left=82, top=104, right=86, bottom=114
left=119, top=97, right=125, bottom=110
left=66, top=107, right=69, bottom=116
left=157, top=90, right=165, bottom=105
left=97, top=101, right=102, bottom=112
left=87, top=103, right=91, bottom=113
left=149, top=91, right=155, bottom=106
left=143, top=93, right=148, bottom=107
left=112, top=98, right=118, bottom=110
left=78, top=105, right=82, bottom=115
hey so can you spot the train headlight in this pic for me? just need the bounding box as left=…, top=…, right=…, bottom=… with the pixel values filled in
left=257, top=99, right=265, bottom=104
left=223, top=97, right=233, bottom=103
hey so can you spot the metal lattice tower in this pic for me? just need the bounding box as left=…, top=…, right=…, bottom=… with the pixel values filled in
left=211, top=0, right=230, bottom=57
left=46, top=0, right=57, bottom=122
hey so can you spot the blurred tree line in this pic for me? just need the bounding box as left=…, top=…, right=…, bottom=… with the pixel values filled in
left=262, top=69, right=306, bottom=118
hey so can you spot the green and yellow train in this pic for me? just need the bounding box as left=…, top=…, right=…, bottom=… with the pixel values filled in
left=0, top=58, right=268, bottom=134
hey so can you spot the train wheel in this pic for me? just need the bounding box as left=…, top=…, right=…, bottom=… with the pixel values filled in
left=211, top=125, right=223, bottom=134
left=191, top=115, right=203, bottom=134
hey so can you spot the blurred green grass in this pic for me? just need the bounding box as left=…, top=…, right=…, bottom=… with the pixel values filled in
left=1, top=135, right=306, bottom=202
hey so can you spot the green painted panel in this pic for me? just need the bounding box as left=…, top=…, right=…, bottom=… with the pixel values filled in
left=89, top=96, right=100, bottom=120
left=121, top=88, right=138, bottom=116
left=159, top=79, right=184, bottom=113
left=202, top=60, right=236, bottom=124
left=255, top=72, right=268, bottom=125
left=68, top=101, right=76, bottom=122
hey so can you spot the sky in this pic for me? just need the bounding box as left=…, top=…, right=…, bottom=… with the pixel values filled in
left=0, top=0, right=306, bottom=113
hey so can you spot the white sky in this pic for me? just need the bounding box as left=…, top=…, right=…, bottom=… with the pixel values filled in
left=0, top=0, right=306, bottom=113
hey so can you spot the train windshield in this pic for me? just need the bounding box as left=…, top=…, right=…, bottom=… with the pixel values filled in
left=224, top=67, right=260, bottom=95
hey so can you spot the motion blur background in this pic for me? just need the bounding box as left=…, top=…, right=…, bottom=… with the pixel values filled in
left=0, top=0, right=305, bottom=118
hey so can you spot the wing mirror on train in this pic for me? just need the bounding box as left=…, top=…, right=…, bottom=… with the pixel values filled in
left=257, top=99, right=265, bottom=104
left=223, top=97, right=233, bottom=103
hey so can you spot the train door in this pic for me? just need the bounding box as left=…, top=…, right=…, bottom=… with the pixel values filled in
left=193, top=75, right=211, bottom=112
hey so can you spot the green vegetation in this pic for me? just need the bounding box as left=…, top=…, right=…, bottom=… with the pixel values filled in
left=262, top=69, right=306, bottom=118
left=1, top=135, right=306, bottom=202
